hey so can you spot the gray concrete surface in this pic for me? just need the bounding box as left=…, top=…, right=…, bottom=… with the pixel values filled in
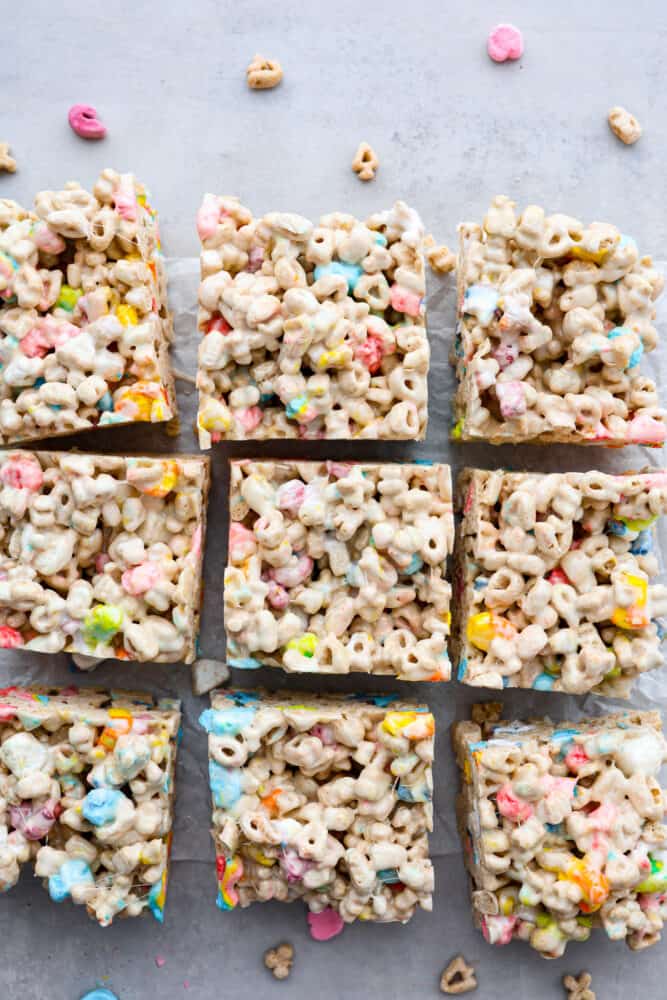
left=1, top=1, right=667, bottom=998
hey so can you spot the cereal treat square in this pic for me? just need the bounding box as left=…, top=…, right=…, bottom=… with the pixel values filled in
left=453, top=468, right=667, bottom=695
left=0, top=168, right=176, bottom=445
left=0, top=686, right=180, bottom=926
left=0, top=449, right=209, bottom=663
left=196, top=197, right=429, bottom=443
left=225, top=460, right=453, bottom=679
left=451, top=196, right=666, bottom=446
left=453, top=707, right=667, bottom=957
left=201, top=689, right=434, bottom=924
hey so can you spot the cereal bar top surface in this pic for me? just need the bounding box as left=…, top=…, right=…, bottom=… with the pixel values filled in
left=454, top=709, right=667, bottom=956
left=0, top=685, right=181, bottom=926
left=0, top=450, right=209, bottom=663
left=0, top=168, right=175, bottom=446
left=455, top=467, right=667, bottom=695
left=196, top=197, right=428, bottom=443
left=453, top=196, right=666, bottom=446
left=202, top=689, right=434, bottom=923
left=225, top=460, right=453, bottom=679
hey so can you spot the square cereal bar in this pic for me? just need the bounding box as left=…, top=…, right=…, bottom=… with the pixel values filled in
left=225, top=460, right=453, bottom=679
left=452, top=196, right=666, bottom=445
left=0, top=449, right=209, bottom=663
left=453, top=706, right=667, bottom=956
left=453, top=467, right=667, bottom=695
left=0, top=685, right=181, bottom=926
left=0, top=168, right=176, bottom=445
left=201, top=689, right=434, bottom=924
left=196, top=197, right=428, bottom=443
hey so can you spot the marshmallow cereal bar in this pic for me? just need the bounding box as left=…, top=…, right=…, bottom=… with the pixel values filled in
left=225, top=460, right=453, bottom=679
left=452, top=196, right=666, bottom=446
left=453, top=468, right=667, bottom=695
left=0, top=685, right=180, bottom=927
left=196, top=197, right=429, bottom=443
left=453, top=706, right=667, bottom=956
left=0, top=169, right=176, bottom=445
left=201, top=689, right=434, bottom=924
left=0, top=449, right=209, bottom=663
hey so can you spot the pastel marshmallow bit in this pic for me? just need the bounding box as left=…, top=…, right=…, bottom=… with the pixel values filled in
left=68, top=104, right=108, bottom=140
left=487, top=24, right=524, bottom=62
left=308, top=907, right=345, bottom=941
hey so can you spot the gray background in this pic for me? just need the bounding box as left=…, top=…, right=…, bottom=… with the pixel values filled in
left=1, top=1, right=667, bottom=998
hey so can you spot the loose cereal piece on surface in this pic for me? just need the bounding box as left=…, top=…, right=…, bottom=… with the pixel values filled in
left=487, top=24, right=524, bottom=62
left=563, top=972, right=596, bottom=1000
left=225, top=460, right=453, bottom=679
left=0, top=449, right=209, bottom=664
left=196, top=197, right=429, bottom=442
left=246, top=55, right=283, bottom=90
left=0, top=143, right=16, bottom=173
left=0, top=168, right=177, bottom=446
left=453, top=467, right=667, bottom=694
left=192, top=658, right=230, bottom=696
left=264, top=942, right=294, bottom=979
left=440, top=954, right=477, bottom=994
left=453, top=707, right=667, bottom=957
left=452, top=196, right=665, bottom=446
left=608, top=106, right=642, bottom=145
left=68, top=105, right=108, bottom=140
left=202, top=689, right=435, bottom=924
left=0, top=686, right=180, bottom=926
left=352, top=142, right=379, bottom=182
left=425, top=235, right=456, bottom=274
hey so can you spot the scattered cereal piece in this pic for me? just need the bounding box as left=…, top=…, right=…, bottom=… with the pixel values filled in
left=0, top=142, right=16, bottom=173
left=352, top=142, right=379, bottom=182
left=487, top=24, right=523, bottom=62
left=440, top=955, right=477, bottom=994
left=192, top=658, right=230, bottom=696
left=68, top=104, right=108, bottom=140
left=425, top=235, right=456, bottom=274
left=80, top=990, right=119, bottom=1000
left=563, top=972, right=595, bottom=1000
left=246, top=55, right=283, bottom=90
left=608, top=106, right=642, bottom=145
left=155, top=956, right=166, bottom=968
left=264, top=943, right=294, bottom=980
left=308, top=908, right=345, bottom=941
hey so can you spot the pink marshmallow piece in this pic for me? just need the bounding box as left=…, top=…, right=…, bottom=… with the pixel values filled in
left=155, top=956, right=166, bottom=968
left=68, top=104, right=107, bottom=140
left=487, top=23, right=524, bottom=63
left=307, top=907, right=344, bottom=942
